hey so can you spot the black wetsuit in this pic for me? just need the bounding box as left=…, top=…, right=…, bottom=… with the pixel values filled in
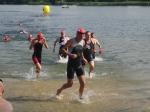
left=67, top=39, right=84, bottom=79
left=59, top=37, right=67, bottom=58
left=32, top=42, right=43, bottom=64
left=83, top=40, right=94, bottom=62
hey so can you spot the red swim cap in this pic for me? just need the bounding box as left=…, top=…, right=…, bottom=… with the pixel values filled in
left=78, top=27, right=85, bottom=34
left=37, top=32, right=43, bottom=40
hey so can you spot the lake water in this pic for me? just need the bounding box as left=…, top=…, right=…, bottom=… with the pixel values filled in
left=0, top=5, right=150, bottom=112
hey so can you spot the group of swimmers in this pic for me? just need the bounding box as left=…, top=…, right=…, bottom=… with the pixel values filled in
left=53, top=28, right=103, bottom=78
left=29, top=27, right=103, bottom=99
left=0, top=27, right=103, bottom=108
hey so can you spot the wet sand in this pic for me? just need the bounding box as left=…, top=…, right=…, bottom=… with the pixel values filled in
left=2, top=77, right=150, bottom=112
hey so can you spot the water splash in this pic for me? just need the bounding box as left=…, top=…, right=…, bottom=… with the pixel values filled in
left=70, top=90, right=96, bottom=104
left=24, top=67, right=35, bottom=80
left=56, top=56, right=68, bottom=64
left=94, top=56, right=104, bottom=62
left=24, top=67, right=48, bottom=80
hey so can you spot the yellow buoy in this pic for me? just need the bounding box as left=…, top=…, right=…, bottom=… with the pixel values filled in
left=43, top=5, right=50, bottom=16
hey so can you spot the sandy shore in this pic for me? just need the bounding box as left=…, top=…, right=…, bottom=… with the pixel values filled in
left=2, top=78, right=150, bottom=112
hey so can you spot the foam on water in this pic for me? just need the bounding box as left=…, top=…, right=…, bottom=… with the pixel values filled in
left=70, top=90, right=96, bottom=104
left=94, top=56, right=104, bottom=62
left=24, top=67, right=48, bottom=80
left=56, top=56, right=68, bottom=64
left=24, top=67, right=35, bottom=80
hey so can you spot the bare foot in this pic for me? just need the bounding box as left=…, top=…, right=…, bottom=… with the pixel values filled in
left=89, top=72, right=94, bottom=79
left=55, top=94, right=64, bottom=100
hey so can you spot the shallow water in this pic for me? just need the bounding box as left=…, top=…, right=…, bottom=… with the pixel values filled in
left=0, top=5, right=150, bottom=112
left=3, top=78, right=150, bottom=112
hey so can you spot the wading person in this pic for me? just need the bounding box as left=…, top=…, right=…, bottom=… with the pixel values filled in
left=91, top=32, right=103, bottom=59
left=53, top=31, right=70, bottom=59
left=29, top=32, right=49, bottom=78
left=83, top=31, right=95, bottom=79
left=56, top=27, right=87, bottom=99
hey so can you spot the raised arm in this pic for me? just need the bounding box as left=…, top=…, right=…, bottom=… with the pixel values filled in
left=29, top=39, right=35, bottom=50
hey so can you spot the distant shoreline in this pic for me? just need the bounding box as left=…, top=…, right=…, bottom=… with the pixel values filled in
left=1, top=2, right=150, bottom=6
left=61, top=2, right=150, bottom=6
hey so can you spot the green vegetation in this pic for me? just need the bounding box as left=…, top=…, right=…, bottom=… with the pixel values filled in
left=1, top=0, right=150, bottom=6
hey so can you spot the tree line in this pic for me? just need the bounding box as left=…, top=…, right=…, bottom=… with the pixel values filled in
left=0, top=0, right=150, bottom=4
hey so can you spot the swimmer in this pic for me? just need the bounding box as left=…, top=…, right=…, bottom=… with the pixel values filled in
left=91, top=32, right=103, bottom=58
left=56, top=27, right=87, bottom=99
left=28, top=34, right=33, bottom=42
left=83, top=31, right=95, bottom=79
left=29, top=32, right=49, bottom=78
left=53, top=31, right=70, bottom=59
left=19, top=30, right=28, bottom=34
left=2, top=35, right=11, bottom=42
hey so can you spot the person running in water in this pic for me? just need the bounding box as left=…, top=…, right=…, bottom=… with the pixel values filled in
left=29, top=32, right=49, bottom=78
left=0, top=79, right=13, bottom=112
left=56, top=27, right=87, bottom=99
left=91, top=32, right=103, bottom=59
left=83, top=31, right=96, bottom=79
left=53, top=31, right=70, bottom=59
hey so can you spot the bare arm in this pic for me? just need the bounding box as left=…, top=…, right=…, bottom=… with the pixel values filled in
left=61, top=39, right=78, bottom=59
left=44, top=40, right=49, bottom=49
left=61, top=39, right=72, bottom=54
left=96, top=39, right=104, bottom=55
left=96, top=39, right=102, bottom=48
left=81, top=52, right=87, bottom=64
left=29, top=39, right=35, bottom=50
left=53, top=38, right=59, bottom=50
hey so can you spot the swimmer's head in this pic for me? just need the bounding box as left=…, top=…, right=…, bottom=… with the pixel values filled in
left=77, top=27, right=85, bottom=34
left=91, top=32, right=95, bottom=38
left=37, top=32, right=44, bottom=40
left=76, top=27, right=85, bottom=40
left=85, top=31, right=91, bottom=39
left=60, top=31, right=65, bottom=37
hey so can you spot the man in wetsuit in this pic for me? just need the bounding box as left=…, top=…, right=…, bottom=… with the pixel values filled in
left=0, top=79, right=13, bottom=112
left=56, top=27, right=87, bottom=99
left=29, top=32, right=49, bottom=78
left=53, top=31, right=70, bottom=59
